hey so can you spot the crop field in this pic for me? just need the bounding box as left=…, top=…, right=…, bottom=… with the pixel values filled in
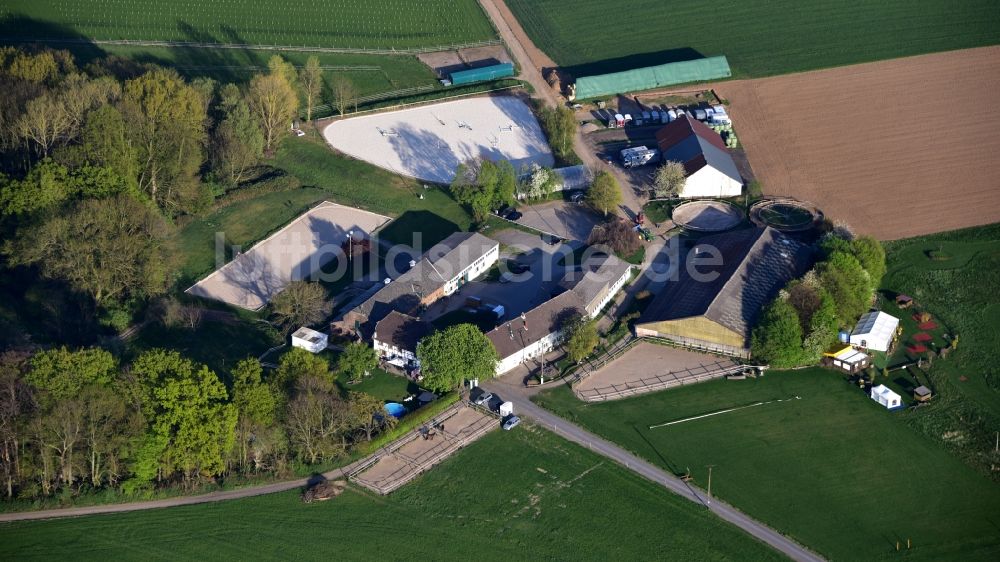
left=0, top=429, right=782, bottom=561
left=507, top=0, right=1000, bottom=78
left=717, top=46, right=1000, bottom=240
left=534, top=369, right=1000, bottom=561
left=0, top=0, right=496, bottom=50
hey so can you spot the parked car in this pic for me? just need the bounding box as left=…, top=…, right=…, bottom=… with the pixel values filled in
left=473, top=391, right=494, bottom=406
left=569, top=191, right=585, bottom=203
left=497, top=205, right=513, bottom=217
left=508, top=261, right=530, bottom=274
left=502, top=415, right=521, bottom=431
left=504, top=210, right=522, bottom=221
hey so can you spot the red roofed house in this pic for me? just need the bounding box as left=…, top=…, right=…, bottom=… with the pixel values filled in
left=655, top=115, right=743, bottom=198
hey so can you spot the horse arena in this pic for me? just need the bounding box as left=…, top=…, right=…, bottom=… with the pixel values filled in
left=749, top=199, right=823, bottom=232
left=322, top=96, right=554, bottom=184
left=717, top=46, right=1000, bottom=240
left=186, top=201, right=391, bottom=310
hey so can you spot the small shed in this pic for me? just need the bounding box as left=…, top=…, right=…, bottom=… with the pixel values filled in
left=895, top=294, right=914, bottom=309
left=822, top=346, right=871, bottom=374
left=850, top=311, right=900, bottom=352
left=291, top=327, right=328, bottom=354
left=870, top=384, right=903, bottom=410
left=913, top=385, right=933, bottom=402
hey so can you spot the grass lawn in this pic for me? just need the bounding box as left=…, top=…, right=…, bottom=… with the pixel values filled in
left=507, top=0, right=1000, bottom=78
left=335, top=368, right=416, bottom=402
left=880, top=223, right=1000, bottom=475
left=0, top=427, right=782, bottom=561
left=533, top=369, right=1000, bottom=561
left=2, top=0, right=496, bottom=50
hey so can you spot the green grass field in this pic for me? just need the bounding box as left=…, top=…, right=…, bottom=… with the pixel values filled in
left=1, top=0, right=496, bottom=50
left=534, top=370, right=1000, bottom=561
left=0, top=428, right=783, bottom=561
left=507, top=0, right=1000, bottom=78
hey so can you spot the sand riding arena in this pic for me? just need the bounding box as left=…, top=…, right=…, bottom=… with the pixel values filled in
left=322, top=96, right=554, bottom=184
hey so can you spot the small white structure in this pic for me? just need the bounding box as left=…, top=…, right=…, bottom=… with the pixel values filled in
left=291, top=327, right=328, bottom=354
left=851, top=311, right=900, bottom=352
left=499, top=401, right=514, bottom=418
left=823, top=346, right=871, bottom=373
left=870, top=384, right=903, bottom=410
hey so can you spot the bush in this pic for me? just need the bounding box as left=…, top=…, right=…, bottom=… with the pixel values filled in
left=588, top=219, right=640, bottom=259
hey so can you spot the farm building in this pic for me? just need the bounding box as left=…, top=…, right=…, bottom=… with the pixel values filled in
left=850, top=311, right=900, bottom=352
left=870, top=384, right=903, bottom=410
left=487, top=291, right=585, bottom=375
left=559, top=254, right=633, bottom=319
left=449, top=63, right=515, bottom=86
left=338, top=232, right=499, bottom=337
left=569, top=56, right=732, bottom=100
left=373, top=311, right=434, bottom=368
left=655, top=116, right=743, bottom=198
left=291, top=327, right=328, bottom=354
left=822, top=346, right=871, bottom=374
left=634, top=227, right=812, bottom=357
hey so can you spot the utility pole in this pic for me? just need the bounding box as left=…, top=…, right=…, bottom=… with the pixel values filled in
left=348, top=230, right=354, bottom=261
left=706, top=464, right=715, bottom=504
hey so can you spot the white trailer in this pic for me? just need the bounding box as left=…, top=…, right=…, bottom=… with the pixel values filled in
left=621, top=146, right=659, bottom=168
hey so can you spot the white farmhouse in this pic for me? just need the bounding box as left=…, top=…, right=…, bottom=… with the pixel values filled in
left=486, top=291, right=585, bottom=376
left=559, top=254, right=633, bottom=319
left=655, top=115, right=743, bottom=198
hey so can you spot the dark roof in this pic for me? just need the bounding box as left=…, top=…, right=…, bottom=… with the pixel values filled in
left=655, top=115, right=737, bottom=179
left=637, top=227, right=813, bottom=342
left=373, top=311, right=434, bottom=353
left=486, top=291, right=585, bottom=359
left=352, top=231, right=497, bottom=323
left=560, top=254, right=633, bottom=311
left=914, top=385, right=932, bottom=397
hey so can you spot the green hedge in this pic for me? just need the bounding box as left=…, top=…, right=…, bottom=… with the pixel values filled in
left=361, top=391, right=460, bottom=454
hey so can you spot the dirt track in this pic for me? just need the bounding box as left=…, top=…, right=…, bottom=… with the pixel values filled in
left=717, top=47, right=1000, bottom=240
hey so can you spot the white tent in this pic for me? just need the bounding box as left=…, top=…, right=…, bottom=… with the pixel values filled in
left=870, top=384, right=903, bottom=410
left=291, top=327, right=328, bottom=354
left=850, top=311, right=900, bottom=352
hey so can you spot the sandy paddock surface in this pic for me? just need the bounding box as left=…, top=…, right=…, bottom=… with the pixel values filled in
left=671, top=200, right=745, bottom=232
left=186, top=201, right=391, bottom=310
left=574, top=343, right=740, bottom=399
left=354, top=405, right=495, bottom=494
left=323, top=96, right=554, bottom=184
left=716, top=46, right=1000, bottom=240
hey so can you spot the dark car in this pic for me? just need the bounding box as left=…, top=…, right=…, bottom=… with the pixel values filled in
left=504, top=210, right=523, bottom=221
left=508, top=261, right=530, bottom=274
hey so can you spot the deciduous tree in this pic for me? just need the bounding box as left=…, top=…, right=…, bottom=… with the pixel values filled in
left=652, top=160, right=685, bottom=198
left=751, top=298, right=805, bottom=367
left=417, top=324, right=498, bottom=393
left=587, top=171, right=622, bottom=217
left=564, top=314, right=599, bottom=363
left=248, top=62, right=298, bottom=153
left=15, top=93, right=72, bottom=156
left=299, top=56, right=323, bottom=122
left=337, top=342, right=377, bottom=383
left=269, top=281, right=332, bottom=335
left=346, top=391, right=395, bottom=442
left=331, top=75, right=357, bottom=116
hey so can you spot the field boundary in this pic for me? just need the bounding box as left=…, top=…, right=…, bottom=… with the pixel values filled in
left=0, top=37, right=503, bottom=56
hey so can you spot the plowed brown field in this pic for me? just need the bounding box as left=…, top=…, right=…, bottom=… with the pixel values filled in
left=717, top=47, right=1000, bottom=240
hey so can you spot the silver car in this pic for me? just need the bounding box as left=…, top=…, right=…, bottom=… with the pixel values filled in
left=502, top=416, right=521, bottom=431
left=473, top=391, right=493, bottom=406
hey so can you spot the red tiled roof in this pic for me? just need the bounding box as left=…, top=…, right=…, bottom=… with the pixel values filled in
left=682, top=154, right=708, bottom=175
left=655, top=115, right=728, bottom=153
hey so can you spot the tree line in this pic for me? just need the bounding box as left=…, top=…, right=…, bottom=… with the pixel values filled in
left=752, top=229, right=886, bottom=367
left=0, top=343, right=393, bottom=502
left=0, top=46, right=357, bottom=342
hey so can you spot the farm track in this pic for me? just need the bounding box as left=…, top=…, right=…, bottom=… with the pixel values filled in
left=717, top=46, right=1000, bottom=240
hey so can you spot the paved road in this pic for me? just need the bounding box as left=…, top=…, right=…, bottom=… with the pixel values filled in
left=0, top=458, right=370, bottom=523
left=482, top=380, right=824, bottom=562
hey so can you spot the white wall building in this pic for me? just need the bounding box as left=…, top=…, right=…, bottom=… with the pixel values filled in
left=372, top=311, right=433, bottom=366
left=486, top=291, right=584, bottom=376
left=656, top=115, right=743, bottom=199
left=442, top=243, right=499, bottom=296
left=559, top=254, right=633, bottom=319
left=291, top=327, right=328, bottom=354
left=851, top=311, right=900, bottom=352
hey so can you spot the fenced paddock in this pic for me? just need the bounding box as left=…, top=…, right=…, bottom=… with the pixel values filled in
left=185, top=201, right=390, bottom=311
left=322, top=96, right=554, bottom=184
left=352, top=404, right=496, bottom=495
left=573, top=342, right=744, bottom=402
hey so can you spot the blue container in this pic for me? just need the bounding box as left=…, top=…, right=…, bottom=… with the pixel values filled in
left=384, top=402, right=406, bottom=419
